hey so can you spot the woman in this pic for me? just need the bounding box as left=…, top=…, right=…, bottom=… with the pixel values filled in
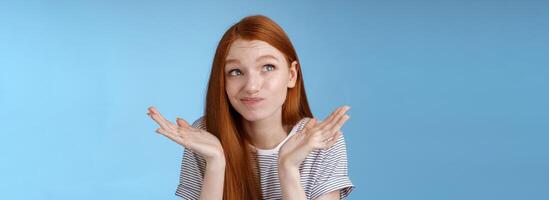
left=147, top=15, right=354, bottom=200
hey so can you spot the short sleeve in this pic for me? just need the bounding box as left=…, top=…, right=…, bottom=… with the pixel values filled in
left=309, top=134, right=355, bottom=200
left=175, top=117, right=207, bottom=199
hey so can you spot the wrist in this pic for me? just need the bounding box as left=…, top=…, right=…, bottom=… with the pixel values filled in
left=206, top=153, right=226, bottom=171
left=278, top=157, right=297, bottom=170
left=206, top=158, right=225, bottom=171
left=278, top=165, right=300, bottom=186
left=278, top=162, right=299, bottom=177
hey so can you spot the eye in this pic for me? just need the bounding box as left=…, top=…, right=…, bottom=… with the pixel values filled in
left=263, top=64, right=275, bottom=72
left=228, top=69, right=242, bottom=76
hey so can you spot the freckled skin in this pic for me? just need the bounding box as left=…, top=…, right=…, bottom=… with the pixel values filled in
left=224, top=39, right=297, bottom=122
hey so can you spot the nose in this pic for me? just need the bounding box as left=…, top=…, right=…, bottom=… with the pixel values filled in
left=244, top=72, right=262, bottom=95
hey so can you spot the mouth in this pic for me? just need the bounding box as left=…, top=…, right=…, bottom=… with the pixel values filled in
left=240, top=97, right=264, bottom=106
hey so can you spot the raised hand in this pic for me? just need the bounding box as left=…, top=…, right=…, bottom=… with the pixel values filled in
left=278, top=105, right=351, bottom=169
left=147, top=106, right=225, bottom=162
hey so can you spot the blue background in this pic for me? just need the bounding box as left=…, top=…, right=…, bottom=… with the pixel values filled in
left=1, top=0, right=548, bottom=199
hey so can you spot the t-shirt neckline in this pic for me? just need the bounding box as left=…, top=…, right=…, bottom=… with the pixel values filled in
left=250, top=118, right=308, bottom=155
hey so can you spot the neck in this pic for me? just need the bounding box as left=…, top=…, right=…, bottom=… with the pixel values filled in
left=241, top=108, right=290, bottom=150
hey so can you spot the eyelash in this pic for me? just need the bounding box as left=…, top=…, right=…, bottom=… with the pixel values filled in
left=228, top=64, right=276, bottom=76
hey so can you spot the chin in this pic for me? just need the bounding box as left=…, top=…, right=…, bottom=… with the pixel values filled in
left=235, top=105, right=273, bottom=122
left=238, top=110, right=266, bottom=122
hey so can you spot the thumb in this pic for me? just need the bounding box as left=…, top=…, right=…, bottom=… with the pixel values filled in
left=176, top=117, right=190, bottom=127
left=304, top=118, right=317, bottom=131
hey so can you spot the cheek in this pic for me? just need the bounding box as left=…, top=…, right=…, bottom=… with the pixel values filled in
left=265, top=75, right=289, bottom=100
left=225, top=80, right=240, bottom=98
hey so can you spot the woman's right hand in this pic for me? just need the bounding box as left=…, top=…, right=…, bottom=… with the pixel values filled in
left=147, top=106, right=225, bottom=163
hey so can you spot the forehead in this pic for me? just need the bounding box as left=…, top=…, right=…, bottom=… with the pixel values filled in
left=225, top=39, right=285, bottom=61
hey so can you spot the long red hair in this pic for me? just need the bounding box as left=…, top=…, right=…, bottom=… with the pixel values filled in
left=203, top=15, right=313, bottom=199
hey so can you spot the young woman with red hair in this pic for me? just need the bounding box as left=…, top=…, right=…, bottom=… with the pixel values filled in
left=147, top=15, right=354, bottom=200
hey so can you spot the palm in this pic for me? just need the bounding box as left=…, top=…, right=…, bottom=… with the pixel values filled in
left=147, top=106, right=224, bottom=161
left=278, top=105, right=351, bottom=169
left=278, top=126, right=315, bottom=167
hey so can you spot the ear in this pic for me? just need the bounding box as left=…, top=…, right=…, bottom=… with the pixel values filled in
left=287, top=60, right=298, bottom=88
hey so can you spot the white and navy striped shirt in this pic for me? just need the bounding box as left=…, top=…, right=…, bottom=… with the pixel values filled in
left=175, top=116, right=355, bottom=199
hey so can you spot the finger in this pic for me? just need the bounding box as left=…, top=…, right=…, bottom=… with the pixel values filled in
left=149, top=108, right=177, bottom=131
left=321, top=125, right=340, bottom=142
left=305, top=118, right=317, bottom=129
left=150, top=112, right=175, bottom=131
left=176, top=117, right=191, bottom=128
left=155, top=127, right=166, bottom=135
left=302, top=118, right=317, bottom=133
left=326, top=130, right=342, bottom=142
left=320, top=105, right=350, bottom=129
left=318, top=106, right=343, bottom=128
left=156, top=127, right=177, bottom=138
left=320, top=106, right=350, bottom=134
left=156, top=127, right=175, bottom=139
left=321, top=131, right=341, bottom=150
left=150, top=107, right=171, bottom=125
left=308, top=118, right=317, bottom=127
left=156, top=128, right=187, bottom=146
left=327, top=114, right=350, bottom=137
left=148, top=106, right=158, bottom=114
left=148, top=106, right=157, bottom=116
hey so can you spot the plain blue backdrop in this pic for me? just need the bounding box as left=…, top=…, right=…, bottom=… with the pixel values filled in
left=1, top=0, right=548, bottom=199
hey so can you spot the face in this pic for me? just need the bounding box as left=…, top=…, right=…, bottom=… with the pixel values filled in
left=224, top=39, right=298, bottom=122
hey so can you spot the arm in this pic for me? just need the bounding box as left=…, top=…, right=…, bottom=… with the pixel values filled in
left=147, top=109, right=226, bottom=200
left=278, top=165, right=306, bottom=200
left=278, top=165, right=339, bottom=200
left=199, top=157, right=226, bottom=200
left=278, top=106, right=351, bottom=200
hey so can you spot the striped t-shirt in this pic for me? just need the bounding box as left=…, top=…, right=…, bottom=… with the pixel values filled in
left=175, top=116, right=355, bottom=200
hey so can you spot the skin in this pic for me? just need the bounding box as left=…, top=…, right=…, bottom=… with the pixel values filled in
left=147, top=39, right=351, bottom=200
left=278, top=106, right=350, bottom=200
left=224, top=39, right=298, bottom=150
left=147, top=107, right=225, bottom=200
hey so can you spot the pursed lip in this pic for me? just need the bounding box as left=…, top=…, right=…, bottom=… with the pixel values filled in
left=240, top=97, right=264, bottom=104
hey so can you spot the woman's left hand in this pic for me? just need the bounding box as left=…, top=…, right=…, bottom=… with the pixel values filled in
left=278, top=105, right=351, bottom=170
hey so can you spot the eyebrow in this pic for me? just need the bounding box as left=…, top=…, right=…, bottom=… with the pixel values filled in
left=225, top=54, right=279, bottom=64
